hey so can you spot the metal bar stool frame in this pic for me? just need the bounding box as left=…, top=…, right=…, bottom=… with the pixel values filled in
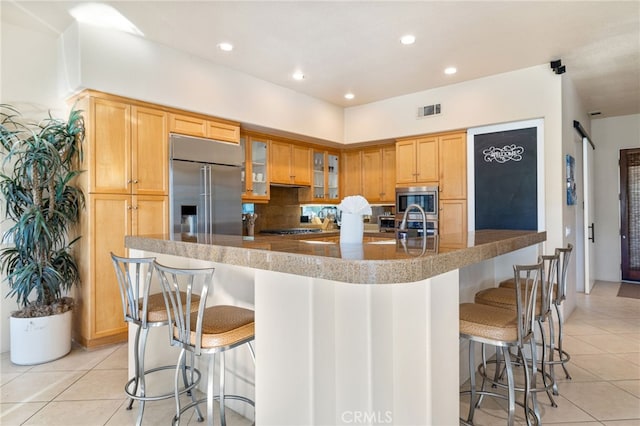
left=476, top=253, right=561, bottom=412
left=111, top=253, right=202, bottom=426
left=548, top=244, right=574, bottom=392
left=154, top=261, right=255, bottom=426
left=460, top=261, right=543, bottom=426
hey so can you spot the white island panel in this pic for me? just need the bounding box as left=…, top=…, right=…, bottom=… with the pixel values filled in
left=255, top=268, right=459, bottom=425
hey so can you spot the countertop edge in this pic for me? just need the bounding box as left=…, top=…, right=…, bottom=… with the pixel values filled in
left=125, top=231, right=546, bottom=284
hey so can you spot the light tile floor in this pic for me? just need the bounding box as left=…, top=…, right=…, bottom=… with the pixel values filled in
left=460, top=281, right=640, bottom=425
left=1, top=280, right=638, bottom=425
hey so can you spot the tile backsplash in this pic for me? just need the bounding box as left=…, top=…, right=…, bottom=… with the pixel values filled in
left=253, top=187, right=301, bottom=232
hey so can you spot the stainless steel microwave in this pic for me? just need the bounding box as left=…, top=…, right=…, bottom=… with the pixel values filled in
left=395, top=186, right=439, bottom=220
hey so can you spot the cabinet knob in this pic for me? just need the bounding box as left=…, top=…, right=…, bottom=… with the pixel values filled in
left=133, top=206, right=138, bottom=210
left=127, top=179, right=132, bottom=184
left=133, top=179, right=139, bottom=184
left=127, top=205, right=132, bottom=210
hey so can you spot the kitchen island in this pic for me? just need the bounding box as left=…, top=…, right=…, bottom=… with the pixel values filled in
left=126, top=229, right=545, bottom=425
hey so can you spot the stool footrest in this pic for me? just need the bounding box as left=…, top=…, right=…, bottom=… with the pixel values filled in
left=125, top=365, right=202, bottom=402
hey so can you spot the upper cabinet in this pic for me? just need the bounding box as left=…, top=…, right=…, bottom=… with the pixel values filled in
left=89, top=98, right=168, bottom=196
left=270, top=140, right=312, bottom=186
left=341, top=150, right=362, bottom=197
left=395, top=136, right=438, bottom=185
left=300, top=150, right=340, bottom=203
left=342, top=144, right=395, bottom=203
left=168, top=113, right=240, bottom=143
left=362, top=145, right=396, bottom=204
left=241, top=134, right=270, bottom=202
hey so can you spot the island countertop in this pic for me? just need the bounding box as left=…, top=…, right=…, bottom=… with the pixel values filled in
left=125, top=229, right=545, bottom=284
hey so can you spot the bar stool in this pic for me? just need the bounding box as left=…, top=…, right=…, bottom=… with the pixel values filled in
left=111, top=253, right=202, bottom=426
left=496, top=244, right=573, bottom=394
left=460, top=261, right=542, bottom=426
left=154, top=261, right=255, bottom=426
left=474, top=253, right=559, bottom=410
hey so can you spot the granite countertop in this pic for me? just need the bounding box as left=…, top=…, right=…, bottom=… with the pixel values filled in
left=125, top=230, right=546, bottom=284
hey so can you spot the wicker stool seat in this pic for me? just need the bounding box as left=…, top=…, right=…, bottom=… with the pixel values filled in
left=154, top=261, right=255, bottom=426
left=460, top=261, right=543, bottom=426
left=111, top=253, right=202, bottom=426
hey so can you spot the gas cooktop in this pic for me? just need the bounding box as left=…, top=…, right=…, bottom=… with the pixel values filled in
left=260, top=228, right=323, bottom=235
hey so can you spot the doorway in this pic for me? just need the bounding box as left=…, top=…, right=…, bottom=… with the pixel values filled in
left=620, top=148, right=640, bottom=282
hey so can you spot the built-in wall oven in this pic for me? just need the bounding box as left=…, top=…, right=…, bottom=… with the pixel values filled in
left=395, top=186, right=439, bottom=236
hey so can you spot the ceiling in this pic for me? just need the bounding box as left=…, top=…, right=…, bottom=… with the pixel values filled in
left=3, top=1, right=639, bottom=118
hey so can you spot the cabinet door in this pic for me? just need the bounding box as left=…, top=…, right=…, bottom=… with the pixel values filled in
left=327, top=152, right=340, bottom=201
left=395, top=140, right=417, bottom=184
left=91, top=98, right=130, bottom=194
left=439, top=199, right=467, bottom=247
left=132, top=107, right=168, bottom=195
left=362, top=148, right=382, bottom=202
left=132, top=195, right=169, bottom=236
left=241, top=136, right=270, bottom=201
left=206, top=120, right=240, bottom=144
left=168, top=113, right=207, bottom=138
left=90, top=194, right=130, bottom=339
left=311, top=151, right=326, bottom=200
left=416, top=136, right=439, bottom=183
left=342, top=150, right=362, bottom=197
left=381, top=145, right=396, bottom=203
left=291, top=144, right=311, bottom=185
left=270, top=140, right=293, bottom=184
left=439, top=132, right=466, bottom=199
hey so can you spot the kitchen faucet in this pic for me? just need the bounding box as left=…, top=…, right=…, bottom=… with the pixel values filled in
left=398, top=203, right=426, bottom=238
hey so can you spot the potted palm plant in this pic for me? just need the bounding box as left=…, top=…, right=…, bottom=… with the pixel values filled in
left=0, top=104, right=85, bottom=365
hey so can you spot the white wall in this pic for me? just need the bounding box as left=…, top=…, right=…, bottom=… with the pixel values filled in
left=61, top=23, right=345, bottom=144
left=0, top=22, right=73, bottom=354
left=592, top=114, right=640, bottom=281
left=560, top=74, right=590, bottom=313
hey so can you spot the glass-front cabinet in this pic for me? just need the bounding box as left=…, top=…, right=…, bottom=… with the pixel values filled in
left=240, top=134, right=269, bottom=202
left=306, top=150, right=339, bottom=203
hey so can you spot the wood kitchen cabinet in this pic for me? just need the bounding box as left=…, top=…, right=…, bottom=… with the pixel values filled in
left=72, top=91, right=171, bottom=348
left=362, top=145, right=396, bottom=203
left=341, top=150, right=362, bottom=197
left=89, top=99, right=168, bottom=195
left=270, top=140, right=312, bottom=186
left=438, top=199, right=467, bottom=248
left=395, top=136, right=438, bottom=185
left=77, top=194, right=168, bottom=344
left=241, top=134, right=270, bottom=202
left=438, top=132, right=467, bottom=200
left=168, top=113, right=240, bottom=143
left=300, top=149, right=340, bottom=203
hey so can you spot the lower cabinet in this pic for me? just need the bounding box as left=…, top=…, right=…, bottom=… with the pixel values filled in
left=439, top=199, right=467, bottom=248
left=75, top=193, right=168, bottom=347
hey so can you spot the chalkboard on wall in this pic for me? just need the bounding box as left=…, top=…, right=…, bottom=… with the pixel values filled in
left=474, top=127, right=537, bottom=230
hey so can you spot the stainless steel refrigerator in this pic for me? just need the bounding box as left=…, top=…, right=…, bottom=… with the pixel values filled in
left=169, top=134, right=242, bottom=238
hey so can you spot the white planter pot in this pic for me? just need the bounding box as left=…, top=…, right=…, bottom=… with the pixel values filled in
left=10, top=310, right=72, bottom=365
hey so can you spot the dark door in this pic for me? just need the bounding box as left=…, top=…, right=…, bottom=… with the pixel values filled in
left=620, top=148, right=640, bottom=282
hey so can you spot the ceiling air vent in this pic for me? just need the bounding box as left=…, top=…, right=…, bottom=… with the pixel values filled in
left=417, top=103, right=441, bottom=118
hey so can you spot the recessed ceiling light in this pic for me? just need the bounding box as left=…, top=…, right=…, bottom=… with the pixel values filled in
left=292, top=71, right=305, bottom=81
left=400, top=34, right=416, bottom=45
left=344, top=93, right=355, bottom=100
left=444, top=67, right=457, bottom=75
left=218, top=42, right=233, bottom=52
left=69, top=3, right=143, bottom=36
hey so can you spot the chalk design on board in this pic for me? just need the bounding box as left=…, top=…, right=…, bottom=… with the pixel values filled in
left=483, top=144, right=525, bottom=163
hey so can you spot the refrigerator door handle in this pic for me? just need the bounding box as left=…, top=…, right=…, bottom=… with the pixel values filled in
left=201, top=165, right=209, bottom=234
